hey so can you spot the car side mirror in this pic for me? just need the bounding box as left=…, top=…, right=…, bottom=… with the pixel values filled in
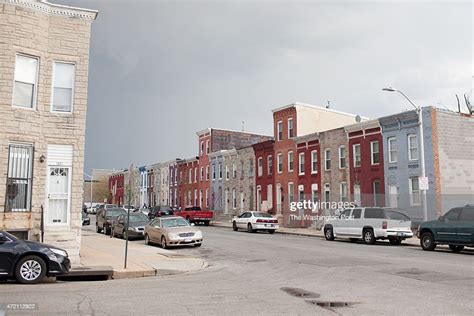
left=438, top=216, right=444, bottom=222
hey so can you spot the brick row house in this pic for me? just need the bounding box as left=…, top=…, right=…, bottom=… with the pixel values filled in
left=0, top=0, right=97, bottom=263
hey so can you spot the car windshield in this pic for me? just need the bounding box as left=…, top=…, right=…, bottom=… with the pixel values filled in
left=253, top=212, right=273, bottom=218
left=161, top=206, right=173, bottom=212
left=386, top=210, right=410, bottom=221
left=129, top=214, right=148, bottom=222
left=106, top=209, right=126, bottom=217
left=161, top=218, right=190, bottom=228
left=1, top=231, right=17, bottom=240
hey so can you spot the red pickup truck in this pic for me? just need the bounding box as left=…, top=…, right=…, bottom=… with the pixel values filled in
left=175, top=206, right=213, bottom=226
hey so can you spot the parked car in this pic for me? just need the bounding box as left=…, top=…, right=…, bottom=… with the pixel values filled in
left=148, top=205, right=174, bottom=220
left=323, top=207, right=413, bottom=245
left=0, top=230, right=70, bottom=284
left=144, top=216, right=203, bottom=249
left=82, top=212, right=90, bottom=226
left=112, top=213, right=149, bottom=239
left=174, top=206, right=213, bottom=226
left=96, top=207, right=127, bottom=235
left=232, top=211, right=279, bottom=233
left=122, top=205, right=135, bottom=211
left=88, top=203, right=101, bottom=214
left=418, top=205, right=474, bottom=252
left=136, top=206, right=151, bottom=216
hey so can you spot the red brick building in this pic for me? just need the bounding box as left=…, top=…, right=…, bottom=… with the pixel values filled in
left=108, top=172, right=125, bottom=206
left=345, top=120, right=385, bottom=207
left=178, top=157, right=199, bottom=209
left=271, top=103, right=362, bottom=227
left=252, top=140, right=275, bottom=213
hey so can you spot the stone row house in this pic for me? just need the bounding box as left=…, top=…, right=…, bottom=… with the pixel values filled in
left=0, top=0, right=97, bottom=263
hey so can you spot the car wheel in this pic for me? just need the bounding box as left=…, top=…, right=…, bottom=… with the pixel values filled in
left=247, top=223, right=254, bottom=233
left=449, top=245, right=464, bottom=252
left=161, top=236, right=168, bottom=249
left=268, top=230, right=275, bottom=234
left=15, top=255, right=46, bottom=284
left=420, top=232, right=436, bottom=251
left=232, top=221, right=238, bottom=231
left=145, top=234, right=151, bottom=245
left=194, top=243, right=202, bottom=247
left=363, top=229, right=376, bottom=245
left=324, top=227, right=335, bottom=241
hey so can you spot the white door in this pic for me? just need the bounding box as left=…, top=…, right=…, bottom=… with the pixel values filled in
left=389, top=184, right=398, bottom=208
left=47, top=167, right=71, bottom=224
left=257, top=187, right=262, bottom=211
left=354, top=183, right=361, bottom=207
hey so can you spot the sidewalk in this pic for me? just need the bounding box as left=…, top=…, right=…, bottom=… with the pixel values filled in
left=77, top=231, right=208, bottom=279
left=212, top=221, right=420, bottom=246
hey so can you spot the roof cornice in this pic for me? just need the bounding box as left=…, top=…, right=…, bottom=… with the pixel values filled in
left=1, top=0, right=98, bottom=20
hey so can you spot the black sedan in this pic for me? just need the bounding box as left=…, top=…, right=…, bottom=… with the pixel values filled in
left=0, top=230, right=70, bottom=284
left=112, top=213, right=149, bottom=239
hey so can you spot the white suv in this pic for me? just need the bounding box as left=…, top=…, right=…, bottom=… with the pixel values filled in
left=323, top=207, right=413, bottom=245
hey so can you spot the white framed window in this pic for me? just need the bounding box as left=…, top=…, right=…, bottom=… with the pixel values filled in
left=200, top=167, right=204, bottom=181
left=212, top=165, right=216, bottom=180
left=338, top=146, right=346, bottom=169
left=324, top=149, right=331, bottom=171
left=206, top=165, right=209, bottom=180
left=268, top=155, right=273, bottom=175
left=388, top=137, right=397, bottom=163
left=288, top=182, right=294, bottom=205
left=371, top=141, right=380, bottom=165
left=206, top=140, right=210, bottom=154
left=249, top=159, right=254, bottom=177
left=288, top=118, right=294, bottom=138
left=311, top=183, right=319, bottom=204
left=200, top=142, right=204, bottom=156
left=311, top=150, right=318, bottom=174
left=194, top=167, right=197, bottom=183
left=194, top=189, right=198, bottom=205
left=218, top=163, right=223, bottom=179
left=277, top=153, right=283, bottom=173
left=232, top=163, right=237, bottom=179
left=353, top=144, right=361, bottom=167
left=408, top=134, right=419, bottom=161
left=52, top=61, right=75, bottom=113
left=13, top=54, right=39, bottom=109
left=277, top=121, right=283, bottom=141
left=258, top=157, right=263, bottom=176
left=188, top=169, right=192, bottom=183
left=225, top=165, right=229, bottom=180
left=232, top=188, right=236, bottom=209
left=409, top=177, right=420, bottom=206
left=298, top=152, right=305, bottom=175
left=324, top=183, right=330, bottom=203
left=288, top=151, right=294, bottom=172
left=298, top=185, right=304, bottom=201
left=340, top=182, right=348, bottom=202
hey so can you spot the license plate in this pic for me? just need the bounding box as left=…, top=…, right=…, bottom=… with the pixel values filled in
left=397, top=232, right=405, bottom=236
left=185, top=239, right=192, bottom=243
left=265, top=224, right=273, bottom=227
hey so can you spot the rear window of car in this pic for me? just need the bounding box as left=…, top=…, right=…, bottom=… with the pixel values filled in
left=460, top=208, right=474, bottom=221
left=106, top=209, right=126, bottom=216
left=386, top=210, right=410, bottom=221
left=129, top=214, right=149, bottom=222
left=253, top=212, right=273, bottom=218
left=364, top=208, right=386, bottom=219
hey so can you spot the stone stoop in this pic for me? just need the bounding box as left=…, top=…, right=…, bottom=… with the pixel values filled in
left=213, top=212, right=233, bottom=222
left=42, top=230, right=81, bottom=265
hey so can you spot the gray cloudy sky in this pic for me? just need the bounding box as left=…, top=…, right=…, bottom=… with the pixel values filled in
left=60, top=0, right=472, bottom=173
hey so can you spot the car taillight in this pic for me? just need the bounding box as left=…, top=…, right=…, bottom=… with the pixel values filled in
left=271, top=220, right=278, bottom=223
left=382, top=221, right=387, bottom=229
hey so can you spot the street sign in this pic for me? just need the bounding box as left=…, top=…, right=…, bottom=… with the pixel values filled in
left=419, top=176, right=429, bottom=190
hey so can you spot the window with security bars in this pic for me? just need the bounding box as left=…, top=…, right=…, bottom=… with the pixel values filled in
left=5, top=144, right=34, bottom=212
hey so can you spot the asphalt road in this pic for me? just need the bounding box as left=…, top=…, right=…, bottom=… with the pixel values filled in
left=0, top=225, right=473, bottom=315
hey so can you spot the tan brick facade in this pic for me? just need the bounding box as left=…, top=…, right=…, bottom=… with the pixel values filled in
left=0, top=1, right=97, bottom=264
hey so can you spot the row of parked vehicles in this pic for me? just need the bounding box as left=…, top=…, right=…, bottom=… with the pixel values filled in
left=323, top=205, right=474, bottom=252
left=95, top=205, right=206, bottom=249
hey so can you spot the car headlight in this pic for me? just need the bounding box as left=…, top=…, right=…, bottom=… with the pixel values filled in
left=194, top=230, right=202, bottom=238
left=50, top=248, right=68, bottom=257
left=169, top=233, right=180, bottom=239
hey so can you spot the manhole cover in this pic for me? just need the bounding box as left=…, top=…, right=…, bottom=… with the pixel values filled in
left=280, top=287, right=320, bottom=299
left=306, top=300, right=355, bottom=308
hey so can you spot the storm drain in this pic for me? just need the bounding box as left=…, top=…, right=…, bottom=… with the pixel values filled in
left=280, top=287, right=320, bottom=299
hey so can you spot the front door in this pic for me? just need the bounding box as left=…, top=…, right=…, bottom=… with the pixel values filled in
left=388, top=184, right=398, bottom=208
left=257, top=187, right=262, bottom=211
left=276, top=183, right=282, bottom=214
left=436, top=207, right=462, bottom=243
left=224, top=190, right=229, bottom=214
left=46, top=167, right=71, bottom=225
